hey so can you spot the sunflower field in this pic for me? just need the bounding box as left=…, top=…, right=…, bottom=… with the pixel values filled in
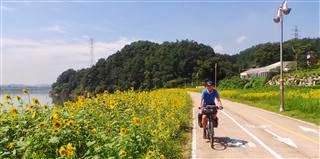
left=0, top=89, right=192, bottom=158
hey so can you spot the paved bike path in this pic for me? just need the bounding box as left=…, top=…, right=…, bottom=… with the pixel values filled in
left=189, top=92, right=320, bottom=159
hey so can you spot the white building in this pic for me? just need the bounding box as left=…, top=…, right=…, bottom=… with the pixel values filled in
left=240, top=61, right=297, bottom=79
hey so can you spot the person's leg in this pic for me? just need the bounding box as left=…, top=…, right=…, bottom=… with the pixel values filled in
left=202, top=114, right=207, bottom=129
left=213, top=112, right=218, bottom=127
left=202, top=114, right=207, bottom=138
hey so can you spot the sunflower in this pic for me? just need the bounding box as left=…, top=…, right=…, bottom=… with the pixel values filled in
left=91, top=128, right=97, bottom=134
left=32, top=98, right=40, bottom=105
left=119, top=150, right=127, bottom=158
left=52, top=111, right=60, bottom=120
left=6, top=142, right=14, bottom=150
left=151, top=130, right=158, bottom=136
left=52, top=127, right=60, bottom=134
left=9, top=107, right=17, bottom=116
left=120, top=128, right=126, bottom=136
left=160, top=122, right=165, bottom=129
left=146, top=150, right=154, bottom=158
left=53, top=120, right=62, bottom=128
left=16, top=95, right=21, bottom=101
left=38, top=122, right=46, bottom=128
left=32, top=112, right=36, bottom=119
left=22, top=88, right=28, bottom=94
left=59, top=146, right=67, bottom=157
left=67, top=119, right=75, bottom=127
left=42, top=105, right=48, bottom=110
left=160, top=154, right=165, bottom=159
left=4, top=95, right=11, bottom=102
left=109, top=98, right=117, bottom=109
left=132, top=117, right=141, bottom=126
left=66, top=143, right=74, bottom=157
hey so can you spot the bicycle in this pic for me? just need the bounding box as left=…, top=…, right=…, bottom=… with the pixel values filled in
left=202, top=105, right=223, bottom=148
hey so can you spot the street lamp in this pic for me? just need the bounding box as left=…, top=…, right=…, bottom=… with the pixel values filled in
left=273, top=0, right=291, bottom=112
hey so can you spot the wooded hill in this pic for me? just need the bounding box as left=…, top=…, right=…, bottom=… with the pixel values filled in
left=50, top=38, right=319, bottom=103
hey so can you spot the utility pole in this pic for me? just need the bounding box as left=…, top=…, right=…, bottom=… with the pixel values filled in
left=90, top=38, right=94, bottom=66
left=293, top=25, right=299, bottom=40
left=214, top=63, right=217, bottom=87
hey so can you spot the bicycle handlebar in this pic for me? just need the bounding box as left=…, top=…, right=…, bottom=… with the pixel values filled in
left=198, top=105, right=223, bottom=110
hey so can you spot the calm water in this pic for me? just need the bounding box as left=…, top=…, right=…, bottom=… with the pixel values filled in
left=0, top=92, right=52, bottom=105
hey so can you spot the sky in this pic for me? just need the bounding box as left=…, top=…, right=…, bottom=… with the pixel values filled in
left=1, top=0, right=319, bottom=85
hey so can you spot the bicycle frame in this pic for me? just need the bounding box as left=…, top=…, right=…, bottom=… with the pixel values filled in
left=203, top=105, right=219, bottom=148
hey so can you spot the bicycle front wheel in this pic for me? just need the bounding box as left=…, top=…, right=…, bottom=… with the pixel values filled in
left=209, top=121, right=215, bottom=147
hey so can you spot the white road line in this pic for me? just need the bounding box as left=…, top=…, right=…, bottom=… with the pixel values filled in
left=192, top=107, right=197, bottom=159
left=221, top=110, right=283, bottom=159
left=299, top=126, right=320, bottom=135
left=264, top=129, right=298, bottom=148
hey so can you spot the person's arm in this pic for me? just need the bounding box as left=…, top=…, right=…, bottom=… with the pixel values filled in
left=216, top=96, right=223, bottom=108
left=200, top=91, right=204, bottom=109
left=215, top=91, right=223, bottom=109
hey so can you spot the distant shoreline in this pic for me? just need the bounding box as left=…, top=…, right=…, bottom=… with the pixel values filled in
left=0, top=85, right=51, bottom=94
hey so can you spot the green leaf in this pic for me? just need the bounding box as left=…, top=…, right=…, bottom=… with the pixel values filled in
left=86, top=141, right=96, bottom=147
left=48, top=137, right=59, bottom=144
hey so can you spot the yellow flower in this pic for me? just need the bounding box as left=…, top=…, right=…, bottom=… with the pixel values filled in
left=22, top=88, right=28, bottom=94
left=66, top=143, right=74, bottom=157
left=67, top=119, right=75, bottom=127
left=16, top=95, right=21, bottom=101
left=32, top=98, right=40, bottom=105
left=59, top=146, right=67, bottom=157
left=146, top=150, right=154, bottom=158
left=43, top=105, right=48, bottom=110
left=120, top=128, right=126, bottom=136
left=160, top=154, right=165, bottom=159
left=53, top=120, right=62, bottom=128
left=6, top=142, right=14, bottom=150
left=26, top=104, right=33, bottom=111
left=91, top=128, right=97, bottom=134
left=132, top=117, right=141, bottom=126
left=151, top=130, right=158, bottom=136
left=109, top=98, right=117, bottom=109
left=9, top=107, right=17, bottom=116
left=160, top=122, right=165, bottom=129
left=52, top=111, right=60, bottom=120
left=38, top=122, right=46, bottom=128
left=4, top=95, right=11, bottom=102
left=32, top=111, right=36, bottom=119
left=0, top=103, right=3, bottom=107
left=119, top=150, right=127, bottom=158
left=52, top=127, right=60, bottom=134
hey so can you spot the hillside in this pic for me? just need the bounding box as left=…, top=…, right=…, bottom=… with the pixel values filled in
left=50, top=40, right=238, bottom=103
left=236, top=38, right=320, bottom=70
left=51, top=38, right=319, bottom=103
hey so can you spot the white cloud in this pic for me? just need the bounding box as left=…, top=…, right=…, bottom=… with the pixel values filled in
left=212, top=44, right=224, bottom=53
left=44, top=25, right=66, bottom=34
left=2, top=37, right=134, bottom=85
left=236, top=35, right=247, bottom=44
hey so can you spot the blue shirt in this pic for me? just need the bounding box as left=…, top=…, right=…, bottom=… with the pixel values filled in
left=201, top=89, right=219, bottom=107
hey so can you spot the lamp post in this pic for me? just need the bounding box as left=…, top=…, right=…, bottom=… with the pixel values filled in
left=273, top=0, right=291, bottom=112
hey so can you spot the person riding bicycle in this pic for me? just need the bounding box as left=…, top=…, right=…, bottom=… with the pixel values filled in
left=199, top=80, right=223, bottom=139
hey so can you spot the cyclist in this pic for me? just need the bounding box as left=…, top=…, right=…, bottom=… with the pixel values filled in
left=199, top=80, right=223, bottom=139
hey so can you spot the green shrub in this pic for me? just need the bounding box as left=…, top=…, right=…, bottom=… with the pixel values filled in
left=218, top=76, right=248, bottom=89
